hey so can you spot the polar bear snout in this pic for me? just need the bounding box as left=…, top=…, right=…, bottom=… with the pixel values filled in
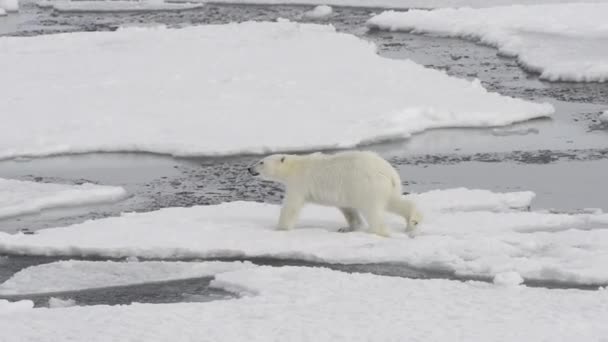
left=247, top=165, right=260, bottom=176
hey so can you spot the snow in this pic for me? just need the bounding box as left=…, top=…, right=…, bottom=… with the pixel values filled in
left=48, top=297, right=76, bottom=308
left=600, top=110, right=608, bottom=123
left=2, top=188, right=608, bottom=285
left=48, top=0, right=202, bottom=13
left=0, top=22, right=552, bottom=160
left=367, top=3, right=608, bottom=82
left=0, top=299, right=33, bottom=315
left=172, top=0, right=608, bottom=9
left=0, top=178, right=127, bottom=220
left=304, top=5, right=332, bottom=19
left=408, top=187, right=534, bottom=212
left=1, top=266, right=608, bottom=341
left=0, top=8, right=5, bottom=15
left=0, top=0, right=18, bottom=12
left=0, top=260, right=253, bottom=295
left=493, top=271, right=524, bottom=286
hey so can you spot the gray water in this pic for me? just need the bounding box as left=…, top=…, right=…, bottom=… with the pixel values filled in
left=1, top=2, right=607, bottom=305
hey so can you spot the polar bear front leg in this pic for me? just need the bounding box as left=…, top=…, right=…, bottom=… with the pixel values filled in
left=277, top=193, right=304, bottom=231
left=338, top=208, right=363, bottom=233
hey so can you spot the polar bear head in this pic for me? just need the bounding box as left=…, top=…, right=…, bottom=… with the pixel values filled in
left=248, top=154, right=292, bottom=182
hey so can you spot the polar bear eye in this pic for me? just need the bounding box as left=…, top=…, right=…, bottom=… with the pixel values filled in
left=280, top=157, right=285, bottom=163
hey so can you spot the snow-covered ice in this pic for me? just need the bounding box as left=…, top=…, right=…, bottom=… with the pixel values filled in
left=0, top=0, right=18, bottom=12
left=47, top=0, right=202, bottom=13
left=0, top=260, right=253, bottom=295
left=2, top=188, right=608, bottom=285
left=0, top=8, right=5, bottom=15
left=368, top=3, right=608, bottom=82
left=1, top=266, right=608, bottom=342
left=48, top=297, right=77, bottom=308
left=0, top=299, right=33, bottom=315
left=172, top=0, right=608, bottom=9
left=493, top=271, right=524, bottom=286
left=600, top=110, right=608, bottom=123
left=0, top=22, right=552, bottom=160
left=303, top=5, right=332, bottom=19
left=0, top=178, right=127, bottom=220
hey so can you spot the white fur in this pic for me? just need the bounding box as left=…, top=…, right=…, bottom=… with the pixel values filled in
left=249, top=151, right=422, bottom=237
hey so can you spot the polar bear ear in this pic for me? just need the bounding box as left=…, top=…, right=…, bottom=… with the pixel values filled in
left=280, top=156, right=286, bottom=163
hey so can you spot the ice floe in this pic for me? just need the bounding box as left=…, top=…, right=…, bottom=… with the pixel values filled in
left=493, top=271, right=524, bottom=286
left=47, top=297, right=77, bottom=308
left=0, top=178, right=127, bottom=220
left=303, top=4, right=332, bottom=18
left=0, top=22, right=552, bottom=160
left=43, top=0, right=203, bottom=13
left=1, top=266, right=608, bottom=341
left=368, top=3, right=608, bottom=82
left=0, top=299, right=33, bottom=315
left=0, top=260, right=253, bottom=295
left=1, top=188, right=607, bottom=285
left=0, top=0, right=18, bottom=12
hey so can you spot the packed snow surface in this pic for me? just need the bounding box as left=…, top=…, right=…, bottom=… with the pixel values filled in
left=172, top=0, right=608, bottom=9
left=0, top=0, right=18, bottom=12
left=2, top=188, right=608, bottom=285
left=0, top=260, right=253, bottom=295
left=2, top=266, right=608, bottom=341
left=48, top=0, right=202, bottom=13
left=303, top=5, right=332, bottom=18
left=368, top=3, right=608, bottom=82
left=0, top=178, right=127, bottom=220
left=0, top=22, right=552, bottom=160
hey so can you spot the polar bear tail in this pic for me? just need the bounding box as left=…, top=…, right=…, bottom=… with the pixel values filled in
left=387, top=195, right=422, bottom=230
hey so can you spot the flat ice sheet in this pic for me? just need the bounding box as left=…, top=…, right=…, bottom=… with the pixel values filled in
left=0, top=178, right=127, bottom=220
left=0, top=260, right=253, bottom=295
left=2, top=188, right=607, bottom=285
left=0, top=22, right=552, bottom=160
left=1, top=266, right=608, bottom=341
left=368, top=3, right=608, bottom=82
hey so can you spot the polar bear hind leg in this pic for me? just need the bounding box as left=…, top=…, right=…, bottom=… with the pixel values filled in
left=387, top=195, right=422, bottom=232
left=360, top=206, right=390, bottom=237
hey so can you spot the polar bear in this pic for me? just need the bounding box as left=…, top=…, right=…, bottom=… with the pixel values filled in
left=248, top=151, right=422, bottom=237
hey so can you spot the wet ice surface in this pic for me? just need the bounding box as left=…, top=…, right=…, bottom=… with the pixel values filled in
left=0, top=2, right=607, bottom=302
